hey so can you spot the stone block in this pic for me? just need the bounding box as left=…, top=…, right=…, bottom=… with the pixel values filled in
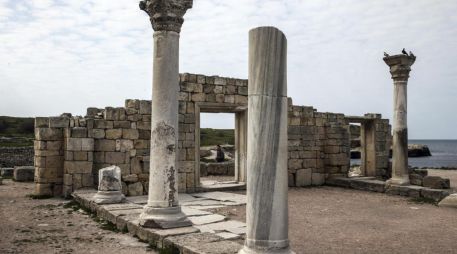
left=81, top=173, right=93, bottom=187
left=191, top=93, right=206, bottom=102
left=47, top=141, right=63, bottom=151
left=94, top=120, right=113, bottom=129
left=116, top=139, right=134, bottom=152
left=385, top=185, right=422, bottom=198
left=238, top=86, right=248, bottom=95
left=70, top=127, right=87, bottom=138
left=137, top=121, right=151, bottom=130
left=95, top=140, right=116, bottom=152
left=49, top=117, right=69, bottom=128
left=66, top=138, right=82, bottom=151
left=73, top=151, right=88, bottom=161
left=13, top=166, right=35, bottom=182
left=421, top=188, right=450, bottom=202
left=1, top=168, right=14, bottom=177
left=81, top=138, right=94, bottom=151
left=296, top=168, right=312, bottom=187
left=90, top=129, right=105, bottom=139
left=105, top=129, right=123, bottom=139
left=123, top=129, right=139, bottom=139
left=64, top=161, right=92, bottom=174
left=45, top=156, right=64, bottom=168
left=139, top=100, right=151, bottom=114
left=438, top=193, right=457, bottom=208
left=288, top=159, right=302, bottom=170
left=234, top=95, right=247, bottom=104
left=35, top=128, right=63, bottom=141
left=114, top=121, right=131, bottom=129
left=423, top=176, right=450, bottom=189
left=35, top=183, right=53, bottom=196
left=125, top=99, right=140, bottom=109
left=35, top=117, right=49, bottom=128
left=127, top=182, right=143, bottom=196
left=123, top=174, right=138, bottom=183
left=186, top=173, right=195, bottom=189
left=224, top=95, right=235, bottom=103
left=311, top=173, right=325, bottom=185
left=105, top=152, right=126, bottom=164
left=409, top=173, right=423, bottom=186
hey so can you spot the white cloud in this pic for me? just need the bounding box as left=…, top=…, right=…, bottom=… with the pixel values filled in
left=0, top=0, right=456, bottom=138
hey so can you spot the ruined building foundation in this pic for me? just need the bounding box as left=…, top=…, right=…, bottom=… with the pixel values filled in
left=241, top=27, right=293, bottom=254
left=384, top=54, right=416, bottom=186
left=138, top=0, right=193, bottom=229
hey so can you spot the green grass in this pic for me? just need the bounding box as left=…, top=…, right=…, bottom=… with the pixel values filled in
left=0, top=116, right=34, bottom=147
left=200, top=128, right=234, bottom=146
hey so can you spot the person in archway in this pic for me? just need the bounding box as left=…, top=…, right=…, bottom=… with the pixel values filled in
left=215, top=145, right=225, bottom=162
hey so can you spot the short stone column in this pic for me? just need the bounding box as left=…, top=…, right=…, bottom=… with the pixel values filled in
left=93, top=166, right=125, bottom=204
left=138, top=0, right=193, bottom=229
left=384, top=53, right=416, bottom=185
left=240, top=26, right=293, bottom=254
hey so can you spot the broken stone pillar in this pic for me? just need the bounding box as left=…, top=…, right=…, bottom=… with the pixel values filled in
left=138, top=0, right=193, bottom=229
left=240, top=26, right=293, bottom=254
left=384, top=53, right=416, bottom=185
left=93, top=166, right=125, bottom=204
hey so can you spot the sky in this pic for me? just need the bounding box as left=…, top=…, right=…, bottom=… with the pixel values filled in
left=0, top=0, right=456, bottom=139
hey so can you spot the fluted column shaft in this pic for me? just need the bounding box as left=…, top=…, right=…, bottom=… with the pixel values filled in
left=240, top=26, right=293, bottom=254
left=138, top=0, right=192, bottom=229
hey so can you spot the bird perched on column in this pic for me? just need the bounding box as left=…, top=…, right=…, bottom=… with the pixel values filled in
left=384, top=52, right=390, bottom=57
left=409, top=51, right=415, bottom=58
left=402, top=48, right=408, bottom=55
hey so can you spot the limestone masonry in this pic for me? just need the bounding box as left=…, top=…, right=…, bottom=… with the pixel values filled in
left=34, top=73, right=391, bottom=197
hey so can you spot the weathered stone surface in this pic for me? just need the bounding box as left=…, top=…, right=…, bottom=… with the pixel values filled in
left=438, top=193, right=457, bottom=208
left=421, top=188, right=450, bottom=202
left=13, top=166, right=35, bottom=182
left=127, top=182, right=143, bottom=196
left=422, top=176, right=450, bottom=189
left=1, top=168, right=14, bottom=177
left=94, top=165, right=125, bottom=204
left=98, top=166, right=122, bottom=191
left=295, top=168, right=312, bottom=186
left=386, top=185, right=422, bottom=198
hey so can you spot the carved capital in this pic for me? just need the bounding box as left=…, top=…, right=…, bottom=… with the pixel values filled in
left=139, top=0, right=193, bottom=33
left=383, top=54, right=416, bottom=82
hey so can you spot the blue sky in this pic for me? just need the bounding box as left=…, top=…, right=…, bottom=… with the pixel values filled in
left=0, top=0, right=456, bottom=139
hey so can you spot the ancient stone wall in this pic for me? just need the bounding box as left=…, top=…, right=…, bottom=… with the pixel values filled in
left=0, top=147, right=34, bottom=167
left=287, top=102, right=349, bottom=187
left=33, top=73, right=391, bottom=197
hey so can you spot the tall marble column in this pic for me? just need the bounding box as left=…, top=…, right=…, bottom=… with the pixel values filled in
left=240, top=26, right=293, bottom=254
left=384, top=53, right=416, bottom=185
left=138, top=0, right=193, bottom=229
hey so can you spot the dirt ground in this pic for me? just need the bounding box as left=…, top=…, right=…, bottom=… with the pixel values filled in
left=212, top=169, right=457, bottom=254
left=0, top=179, right=156, bottom=254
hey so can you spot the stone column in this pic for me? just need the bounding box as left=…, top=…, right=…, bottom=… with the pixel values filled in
left=240, top=26, right=293, bottom=254
left=138, top=0, right=193, bottom=229
left=384, top=53, right=416, bottom=185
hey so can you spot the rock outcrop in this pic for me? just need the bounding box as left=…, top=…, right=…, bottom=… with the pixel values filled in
left=408, top=144, right=432, bottom=157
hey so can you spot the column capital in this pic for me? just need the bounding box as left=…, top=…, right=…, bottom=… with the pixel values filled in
left=139, top=0, right=193, bottom=33
left=383, top=54, right=416, bottom=82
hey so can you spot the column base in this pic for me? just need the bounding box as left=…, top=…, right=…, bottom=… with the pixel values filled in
left=239, top=246, right=295, bottom=254
left=93, top=191, right=125, bottom=204
left=386, top=176, right=410, bottom=186
left=239, top=239, right=294, bottom=254
left=139, top=205, right=192, bottom=229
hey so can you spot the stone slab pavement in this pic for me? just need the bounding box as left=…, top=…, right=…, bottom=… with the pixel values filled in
left=73, top=190, right=247, bottom=253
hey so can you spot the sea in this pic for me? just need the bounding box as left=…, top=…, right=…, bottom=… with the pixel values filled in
left=351, top=140, right=457, bottom=168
